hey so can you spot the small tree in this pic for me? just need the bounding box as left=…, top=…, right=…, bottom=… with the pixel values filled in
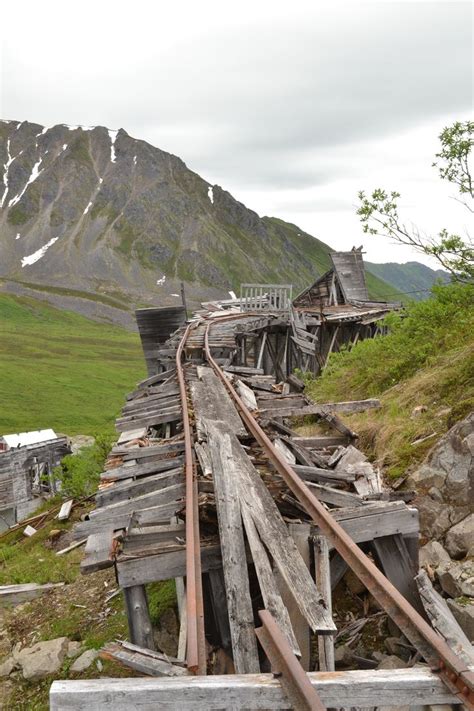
left=357, top=120, right=473, bottom=282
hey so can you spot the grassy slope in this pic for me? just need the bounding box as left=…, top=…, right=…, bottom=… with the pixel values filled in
left=0, top=293, right=145, bottom=435
left=303, top=283, right=474, bottom=478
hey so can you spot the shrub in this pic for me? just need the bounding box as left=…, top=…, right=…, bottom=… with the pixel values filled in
left=54, top=433, right=114, bottom=498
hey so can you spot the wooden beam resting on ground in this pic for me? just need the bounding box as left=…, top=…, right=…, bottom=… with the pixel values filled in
left=101, top=640, right=188, bottom=677
left=49, top=667, right=463, bottom=709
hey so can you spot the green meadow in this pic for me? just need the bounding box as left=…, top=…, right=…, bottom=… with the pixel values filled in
left=0, top=293, right=146, bottom=436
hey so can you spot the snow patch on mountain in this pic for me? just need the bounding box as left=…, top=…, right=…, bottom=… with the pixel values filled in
left=21, top=237, right=59, bottom=267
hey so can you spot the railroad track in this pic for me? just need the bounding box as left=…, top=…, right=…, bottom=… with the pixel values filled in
left=61, top=307, right=473, bottom=710
left=196, top=313, right=474, bottom=709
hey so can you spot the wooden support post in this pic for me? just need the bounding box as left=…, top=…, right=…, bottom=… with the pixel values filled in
left=123, top=584, right=155, bottom=651
left=313, top=534, right=335, bottom=671
left=275, top=522, right=311, bottom=670
left=256, top=331, right=267, bottom=370
left=372, top=534, right=424, bottom=616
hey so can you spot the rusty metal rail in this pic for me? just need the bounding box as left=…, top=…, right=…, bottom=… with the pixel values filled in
left=176, top=321, right=206, bottom=675
left=256, top=610, right=326, bottom=710
left=203, top=316, right=474, bottom=709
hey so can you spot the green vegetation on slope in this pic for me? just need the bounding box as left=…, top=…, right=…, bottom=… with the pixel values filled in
left=303, top=283, right=474, bottom=478
left=0, top=293, right=145, bottom=435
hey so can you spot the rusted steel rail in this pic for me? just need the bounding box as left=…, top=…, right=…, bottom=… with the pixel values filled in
left=203, top=316, right=474, bottom=709
left=256, top=610, right=326, bottom=711
left=176, top=321, right=206, bottom=675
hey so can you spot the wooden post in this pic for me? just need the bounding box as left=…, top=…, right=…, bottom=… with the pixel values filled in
left=313, top=534, right=335, bottom=671
left=275, top=522, right=311, bottom=669
left=123, top=584, right=155, bottom=650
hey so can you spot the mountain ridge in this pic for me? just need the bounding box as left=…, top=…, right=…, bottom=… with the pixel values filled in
left=1, top=119, right=403, bottom=324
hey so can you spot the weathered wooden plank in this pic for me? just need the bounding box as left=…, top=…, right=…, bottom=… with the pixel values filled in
left=101, top=459, right=183, bottom=482
left=313, top=534, right=335, bottom=672
left=291, top=464, right=355, bottom=483
left=49, top=667, right=462, bottom=709
left=122, top=393, right=180, bottom=416
left=240, top=501, right=300, bottom=657
left=119, top=441, right=185, bottom=461
left=373, top=534, right=423, bottom=613
left=89, top=484, right=185, bottom=522
left=235, top=379, right=258, bottom=411
left=206, top=421, right=260, bottom=674
left=116, top=544, right=222, bottom=587
left=219, top=426, right=335, bottom=635
left=96, top=470, right=182, bottom=507
left=123, top=523, right=185, bottom=553
left=415, top=570, right=474, bottom=666
left=73, top=501, right=183, bottom=539
left=101, top=640, right=188, bottom=677
left=80, top=528, right=117, bottom=574
left=116, top=410, right=182, bottom=433
left=293, top=435, right=348, bottom=449
left=190, top=370, right=246, bottom=440
left=117, top=427, right=148, bottom=444
left=259, top=399, right=379, bottom=418
left=0, top=583, right=65, bottom=606
left=306, top=482, right=364, bottom=508
left=57, top=500, right=73, bottom=521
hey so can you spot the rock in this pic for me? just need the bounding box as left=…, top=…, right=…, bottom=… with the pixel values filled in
left=384, top=637, right=412, bottom=661
left=416, top=498, right=453, bottom=539
left=70, top=649, right=98, bottom=673
left=447, top=598, right=474, bottom=642
left=48, top=529, right=62, bottom=541
left=69, top=435, right=95, bottom=455
left=66, top=641, right=83, bottom=658
left=334, top=644, right=353, bottom=666
left=445, top=514, right=474, bottom=559
left=427, top=486, right=443, bottom=502
left=16, top=637, right=69, bottom=680
left=376, top=654, right=408, bottom=669
left=411, top=405, right=427, bottom=418
left=438, top=560, right=474, bottom=598
left=408, top=464, right=447, bottom=491
left=419, top=541, right=451, bottom=569
left=0, top=656, right=16, bottom=677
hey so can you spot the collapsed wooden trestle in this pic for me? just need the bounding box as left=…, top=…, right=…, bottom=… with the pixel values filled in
left=51, top=296, right=474, bottom=710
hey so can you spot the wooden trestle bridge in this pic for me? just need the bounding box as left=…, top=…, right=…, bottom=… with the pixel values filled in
left=50, top=275, right=474, bottom=709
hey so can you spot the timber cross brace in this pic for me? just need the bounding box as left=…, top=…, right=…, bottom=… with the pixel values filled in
left=52, top=285, right=473, bottom=710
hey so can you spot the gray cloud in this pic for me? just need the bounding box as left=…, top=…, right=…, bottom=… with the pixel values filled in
left=0, top=0, right=472, bottom=260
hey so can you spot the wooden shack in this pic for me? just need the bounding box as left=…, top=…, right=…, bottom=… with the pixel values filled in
left=0, top=430, right=70, bottom=531
left=290, top=248, right=400, bottom=373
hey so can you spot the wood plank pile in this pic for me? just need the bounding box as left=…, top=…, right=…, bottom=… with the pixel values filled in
left=63, top=299, right=473, bottom=710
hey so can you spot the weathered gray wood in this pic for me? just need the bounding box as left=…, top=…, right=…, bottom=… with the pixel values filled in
left=220, top=425, right=335, bottom=635
left=293, top=435, right=348, bottom=448
left=49, top=667, right=463, bottom=709
left=330, top=553, right=348, bottom=590
left=122, top=394, right=180, bottom=417
left=274, top=522, right=311, bottom=669
left=73, top=501, right=184, bottom=539
left=313, top=534, right=335, bottom=671
left=258, top=399, right=379, bottom=418
left=117, top=544, right=222, bottom=587
left=240, top=501, right=300, bottom=657
left=194, top=442, right=212, bottom=477
left=235, top=379, right=258, bottom=411
left=101, top=459, right=183, bottom=482
left=101, top=641, right=188, bottom=677
left=191, top=374, right=246, bottom=441
left=312, top=502, right=419, bottom=550
left=96, top=470, right=182, bottom=507
left=58, top=500, right=73, bottom=521
left=273, top=438, right=296, bottom=464
left=80, top=528, right=117, bottom=574
left=373, top=534, right=423, bottom=613
left=56, top=538, right=87, bottom=556
left=208, top=568, right=232, bottom=653
left=292, top=464, right=355, bottom=483
left=122, top=523, right=185, bottom=553
left=123, top=585, right=155, bottom=650
left=415, top=569, right=474, bottom=666
left=206, top=421, right=260, bottom=674
left=119, top=441, right=185, bottom=461
left=117, top=427, right=148, bottom=444
left=89, top=484, right=185, bottom=522
left=306, top=482, right=364, bottom=508
left=0, top=583, right=65, bottom=606
left=115, top=408, right=182, bottom=432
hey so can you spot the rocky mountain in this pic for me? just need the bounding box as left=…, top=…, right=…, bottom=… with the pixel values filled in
left=365, top=261, right=450, bottom=300
left=0, top=119, right=400, bottom=326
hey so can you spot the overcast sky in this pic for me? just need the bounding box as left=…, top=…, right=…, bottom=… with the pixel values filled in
left=1, top=0, right=472, bottom=265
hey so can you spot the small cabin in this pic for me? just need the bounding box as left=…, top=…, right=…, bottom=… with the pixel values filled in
left=0, top=430, right=70, bottom=531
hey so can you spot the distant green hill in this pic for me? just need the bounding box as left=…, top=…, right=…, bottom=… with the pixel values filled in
left=365, top=261, right=450, bottom=300
left=0, top=292, right=145, bottom=435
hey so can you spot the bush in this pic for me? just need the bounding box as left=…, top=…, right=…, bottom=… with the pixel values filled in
left=307, top=282, right=474, bottom=400
left=54, top=433, right=114, bottom=498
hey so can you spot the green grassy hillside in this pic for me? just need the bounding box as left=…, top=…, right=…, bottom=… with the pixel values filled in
left=303, top=283, right=474, bottom=478
left=0, top=293, right=145, bottom=435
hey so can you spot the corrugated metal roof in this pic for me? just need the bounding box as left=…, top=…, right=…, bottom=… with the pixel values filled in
left=1, top=429, right=58, bottom=449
